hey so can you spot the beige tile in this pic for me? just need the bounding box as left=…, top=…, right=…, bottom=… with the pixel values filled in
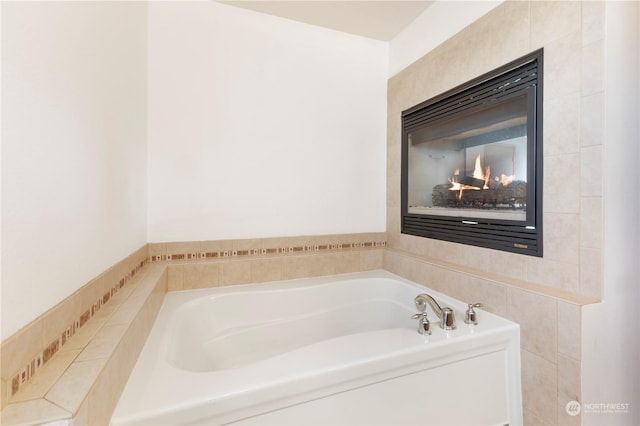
left=167, top=264, right=184, bottom=291
left=582, top=40, right=604, bottom=96
left=523, top=408, right=551, bottom=426
left=62, top=312, right=110, bottom=351
left=147, top=243, right=166, bottom=259
left=544, top=153, right=581, bottom=214
left=200, top=239, right=233, bottom=254
left=166, top=241, right=200, bottom=258
left=183, top=262, right=219, bottom=289
left=581, top=92, right=603, bottom=147
left=527, top=257, right=579, bottom=293
left=260, top=237, right=290, bottom=251
left=360, top=249, right=383, bottom=271
left=1, top=378, right=8, bottom=410
left=1, top=319, right=44, bottom=381
left=530, top=0, right=581, bottom=48
left=9, top=349, right=81, bottom=403
left=582, top=0, right=604, bottom=46
left=75, top=324, right=127, bottom=362
left=78, top=275, right=105, bottom=319
left=545, top=93, right=581, bottom=156
left=543, top=213, right=580, bottom=265
left=557, top=354, right=582, bottom=426
left=332, top=252, right=361, bottom=274
left=42, top=291, right=83, bottom=349
left=489, top=0, right=530, bottom=66
left=465, top=277, right=508, bottom=318
left=581, top=145, right=603, bottom=197
left=232, top=238, right=261, bottom=253
left=438, top=269, right=470, bottom=304
left=106, top=300, right=144, bottom=327
left=86, top=346, right=130, bottom=426
left=486, top=249, right=528, bottom=282
left=557, top=302, right=581, bottom=360
left=521, top=350, right=558, bottom=425
left=45, top=359, right=104, bottom=414
left=579, top=247, right=602, bottom=299
left=72, top=398, right=89, bottom=426
left=580, top=197, right=602, bottom=249
left=250, top=258, right=282, bottom=283
left=219, top=261, right=252, bottom=286
left=507, top=288, right=557, bottom=363
left=543, top=31, right=582, bottom=101
left=282, top=254, right=335, bottom=280
left=1, top=398, right=72, bottom=425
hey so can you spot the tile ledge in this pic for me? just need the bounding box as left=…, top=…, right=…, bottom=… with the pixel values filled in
left=384, top=248, right=600, bottom=306
left=0, top=398, right=71, bottom=426
left=1, top=263, right=167, bottom=425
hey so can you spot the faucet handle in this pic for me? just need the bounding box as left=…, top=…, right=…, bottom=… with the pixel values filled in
left=464, top=303, right=484, bottom=325
left=411, top=312, right=431, bottom=335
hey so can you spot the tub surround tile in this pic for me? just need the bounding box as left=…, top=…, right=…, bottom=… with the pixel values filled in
left=521, top=350, right=558, bottom=425
left=581, top=92, right=604, bottom=147
left=557, top=354, right=582, bottom=426
left=3, top=263, right=166, bottom=425
left=557, top=302, right=582, bottom=360
left=1, top=398, right=71, bottom=426
left=167, top=264, right=185, bottom=291
left=530, top=0, right=581, bottom=48
left=507, top=288, right=558, bottom=364
left=9, top=349, right=81, bottom=403
left=183, top=262, right=220, bottom=289
left=44, top=359, right=104, bottom=414
left=150, top=234, right=387, bottom=264
left=250, top=258, right=283, bottom=283
left=579, top=247, right=602, bottom=299
left=0, top=320, right=44, bottom=390
left=219, top=261, right=252, bottom=286
left=581, top=145, right=603, bottom=197
left=75, top=324, right=128, bottom=362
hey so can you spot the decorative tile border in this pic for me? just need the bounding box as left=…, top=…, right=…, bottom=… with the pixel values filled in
left=151, top=240, right=386, bottom=263
left=7, top=258, right=149, bottom=401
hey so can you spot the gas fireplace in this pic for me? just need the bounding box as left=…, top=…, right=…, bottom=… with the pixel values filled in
left=401, top=49, right=543, bottom=256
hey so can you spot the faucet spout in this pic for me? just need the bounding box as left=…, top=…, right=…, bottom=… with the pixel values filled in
left=414, top=294, right=456, bottom=330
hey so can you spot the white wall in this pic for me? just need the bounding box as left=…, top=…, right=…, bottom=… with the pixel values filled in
left=388, top=0, right=503, bottom=77
left=582, top=1, right=640, bottom=424
left=146, top=1, right=388, bottom=242
left=1, top=2, right=148, bottom=340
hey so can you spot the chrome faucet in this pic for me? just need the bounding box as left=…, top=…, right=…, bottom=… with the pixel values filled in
left=414, top=294, right=456, bottom=330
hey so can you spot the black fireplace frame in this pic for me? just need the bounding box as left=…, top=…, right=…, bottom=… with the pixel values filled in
left=401, top=49, right=543, bottom=257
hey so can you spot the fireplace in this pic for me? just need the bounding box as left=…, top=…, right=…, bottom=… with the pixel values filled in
left=401, top=50, right=543, bottom=256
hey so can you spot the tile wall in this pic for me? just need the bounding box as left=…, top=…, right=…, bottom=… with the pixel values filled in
left=0, top=246, right=149, bottom=409
left=386, top=1, right=604, bottom=424
left=1, top=233, right=386, bottom=424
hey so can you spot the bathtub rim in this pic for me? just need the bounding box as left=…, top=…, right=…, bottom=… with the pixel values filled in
left=111, top=269, right=522, bottom=426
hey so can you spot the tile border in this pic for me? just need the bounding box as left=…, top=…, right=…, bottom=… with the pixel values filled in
left=2, top=250, right=149, bottom=406
left=150, top=238, right=387, bottom=263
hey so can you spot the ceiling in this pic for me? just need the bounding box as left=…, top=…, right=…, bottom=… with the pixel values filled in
left=217, top=1, right=435, bottom=41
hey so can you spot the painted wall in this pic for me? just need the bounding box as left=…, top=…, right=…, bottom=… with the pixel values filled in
left=388, top=0, right=502, bottom=77
left=1, top=2, right=148, bottom=340
left=146, top=1, right=388, bottom=242
left=581, top=1, right=640, bottom=424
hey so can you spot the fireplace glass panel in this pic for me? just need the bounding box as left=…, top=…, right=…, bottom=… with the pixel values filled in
left=407, top=94, right=529, bottom=221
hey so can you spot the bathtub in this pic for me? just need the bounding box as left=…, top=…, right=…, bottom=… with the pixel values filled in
left=112, top=270, right=522, bottom=425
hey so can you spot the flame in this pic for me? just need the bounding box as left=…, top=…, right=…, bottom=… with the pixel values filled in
left=447, top=155, right=515, bottom=199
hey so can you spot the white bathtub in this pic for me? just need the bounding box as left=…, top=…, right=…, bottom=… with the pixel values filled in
left=112, top=270, right=522, bottom=425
